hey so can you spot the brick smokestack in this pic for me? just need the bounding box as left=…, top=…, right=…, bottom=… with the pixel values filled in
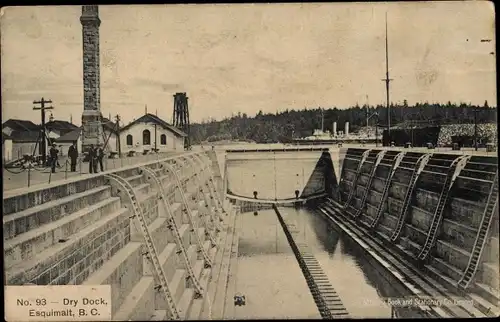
left=80, top=5, right=103, bottom=152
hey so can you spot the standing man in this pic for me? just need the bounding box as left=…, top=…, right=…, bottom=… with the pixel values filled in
left=68, top=141, right=78, bottom=172
left=88, top=144, right=96, bottom=174
left=92, top=145, right=99, bottom=173
left=97, top=144, right=105, bottom=172
left=49, top=143, right=59, bottom=173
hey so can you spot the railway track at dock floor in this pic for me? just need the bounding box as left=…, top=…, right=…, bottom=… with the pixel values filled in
left=273, top=205, right=350, bottom=319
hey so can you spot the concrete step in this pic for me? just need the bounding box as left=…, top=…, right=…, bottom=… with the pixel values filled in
left=160, top=202, right=182, bottom=225
left=359, top=214, right=373, bottom=228
left=435, top=239, right=471, bottom=271
left=126, top=174, right=144, bottom=186
left=116, top=267, right=187, bottom=320
left=196, top=226, right=207, bottom=240
left=134, top=183, right=151, bottom=198
left=430, top=257, right=463, bottom=282
left=460, top=169, right=497, bottom=181
left=188, top=267, right=212, bottom=320
left=192, top=260, right=205, bottom=287
left=6, top=207, right=130, bottom=285
left=113, top=276, right=155, bottom=321
left=177, top=287, right=194, bottom=319
left=135, top=217, right=170, bottom=254
left=155, top=269, right=187, bottom=312
left=165, top=223, right=191, bottom=249
left=376, top=223, right=393, bottom=239
left=399, top=237, right=420, bottom=257
left=467, top=290, right=500, bottom=317
left=151, top=310, right=168, bottom=321
left=4, top=185, right=112, bottom=241
left=157, top=174, right=169, bottom=185
left=478, top=262, right=500, bottom=289
left=404, top=222, right=428, bottom=246
left=5, top=197, right=121, bottom=269
left=156, top=243, right=177, bottom=282
left=84, top=242, right=144, bottom=317
left=185, top=245, right=199, bottom=269
left=112, top=168, right=141, bottom=180
left=474, top=282, right=500, bottom=306
left=181, top=208, right=198, bottom=225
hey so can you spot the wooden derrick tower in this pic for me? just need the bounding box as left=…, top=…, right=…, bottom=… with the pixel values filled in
left=172, top=92, right=190, bottom=149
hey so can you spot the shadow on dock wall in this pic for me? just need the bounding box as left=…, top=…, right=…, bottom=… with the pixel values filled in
left=300, top=151, right=339, bottom=199
left=335, top=147, right=499, bottom=299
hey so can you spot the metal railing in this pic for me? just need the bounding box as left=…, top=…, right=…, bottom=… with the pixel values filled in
left=390, top=154, right=432, bottom=242
left=370, top=151, right=406, bottom=229
left=458, top=172, right=498, bottom=289
left=3, top=152, right=181, bottom=190
left=417, top=155, right=470, bottom=260
left=343, top=150, right=371, bottom=209
left=354, top=150, right=386, bottom=218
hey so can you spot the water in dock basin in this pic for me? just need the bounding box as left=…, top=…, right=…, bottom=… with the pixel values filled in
left=231, top=207, right=404, bottom=319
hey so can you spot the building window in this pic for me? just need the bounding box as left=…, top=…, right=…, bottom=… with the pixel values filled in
left=143, top=130, right=151, bottom=145
left=126, top=134, right=133, bottom=146
left=160, top=134, right=167, bottom=145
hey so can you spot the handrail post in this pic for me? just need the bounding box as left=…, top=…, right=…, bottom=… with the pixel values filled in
left=27, top=163, right=31, bottom=187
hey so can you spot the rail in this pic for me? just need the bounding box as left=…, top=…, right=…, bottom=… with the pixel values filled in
left=3, top=152, right=185, bottom=190
left=417, top=155, right=470, bottom=260
left=190, top=155, right=226, bottom=226
left=226, top=147, right=330, bottom=153
left=104, top=173, right=180, bottom=319
left=182, top=155, right=222, bottom=244
left=195, top=154, right=228, bottom=214
left=458, top=172, right=499, bottom=289
left=370, top=151, right=406, bottom=229
left=354, top=150, right=386, bottom=218
left=390, top=154, right=432, bottom=242
left=164, top=162, right=213, bottom=267
left=343, top=149, right=371, bottom=209
left=139, top=166, right=204, bottom=297
left=193, top=154, right=225, bottom=216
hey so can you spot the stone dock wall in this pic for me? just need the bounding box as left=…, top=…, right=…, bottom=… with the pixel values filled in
left=337, top=148, right=498, bottom=305
left=3, top=151, right=238, bottom=320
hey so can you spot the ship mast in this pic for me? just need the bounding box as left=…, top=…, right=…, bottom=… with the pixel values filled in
left=382, top=12, right=393, bottom=138
left=321, top=108, right=324, bottom=132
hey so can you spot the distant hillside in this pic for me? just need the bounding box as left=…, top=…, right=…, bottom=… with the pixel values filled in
left=190, top=101, right=496, bottom=144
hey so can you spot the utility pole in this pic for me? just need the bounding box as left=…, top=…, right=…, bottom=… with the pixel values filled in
left=115, top=114, right=121, bottom=157
left=320, top=108, right=324, bottom=132
left=474, top=105, right=478, bottom=151
left=381, top=12, right=393, bottom=144
left=33, top=97, right=53, bottom=163
left=154, top=123, right=157, bottom=152
left=366, top=95, right=370, bottom=128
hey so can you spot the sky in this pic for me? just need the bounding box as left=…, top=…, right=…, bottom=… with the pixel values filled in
left=1, top=2, right=496, bottom=126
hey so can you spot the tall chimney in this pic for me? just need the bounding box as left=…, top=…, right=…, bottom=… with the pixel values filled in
left=333, top=122, right=337, bottom=137
left=80, top=5, right=103, bottom=153
left=345, top=122, right=349, bottom=136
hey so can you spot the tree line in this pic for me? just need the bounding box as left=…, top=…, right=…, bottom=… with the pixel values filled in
left=190, top=100, right=497, bottom=144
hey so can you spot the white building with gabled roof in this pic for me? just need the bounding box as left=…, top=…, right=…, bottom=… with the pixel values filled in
left=119, top=113, right=187, bottom=154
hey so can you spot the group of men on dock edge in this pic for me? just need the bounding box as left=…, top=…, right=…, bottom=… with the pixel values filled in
left=48, top=142, right=105, bottom=174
